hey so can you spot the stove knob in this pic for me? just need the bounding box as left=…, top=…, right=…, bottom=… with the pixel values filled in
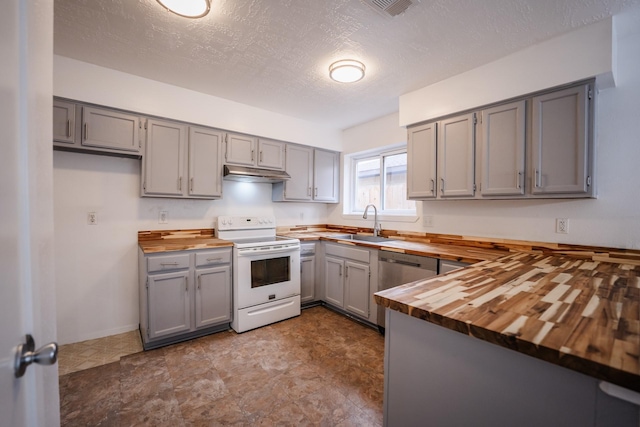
left=258, top=218, right=264, bottom=224
left=228, top=218, right=234, bottom=225
left=268, top=218, right=273, bottom=224
left=220, top=218, right=226, bottom=226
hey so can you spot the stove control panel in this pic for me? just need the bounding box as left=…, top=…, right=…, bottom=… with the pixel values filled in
left=217, top=215, right=275, bottom=231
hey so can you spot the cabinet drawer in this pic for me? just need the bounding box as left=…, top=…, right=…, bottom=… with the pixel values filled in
left=195, top=249, right=232, bottom=267
left=147, top=253, right=190, bottom=273
left=300, top=243, right=316, bottom=256
left=325, top=243, right=369, bottom=263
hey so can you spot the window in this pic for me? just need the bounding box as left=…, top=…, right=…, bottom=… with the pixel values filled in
left=350, top=146, right=416, bottom=215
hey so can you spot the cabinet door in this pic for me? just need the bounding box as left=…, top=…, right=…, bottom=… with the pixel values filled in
left=143, top=119, right=187, bottom=196
left=53, top=100, right=76, bottom=144
left=81, top=106, right=140, bottom=153
left=283, top=145, right=313, bottom=200
left=195, top=266, right=231, bottom=329
left=480, top=101, right=526, bottom=196
left=300, top=256, right=315, bottom=304
left=225, top=132, right=256, bottom=166
left=531, top=84, right=589, bottom=195
left=407, top=122, right=437, bottom=199
left=148, top=270, right=191, bottom=339
left=345, top=261, right=370, bottom=318
left=438, top=113, right=476, bottom=198
left=324, top=256, right=344, bottom=307
left=189, top=126, right=223, bottom=198
left=257, top=139, right=285, bottom=170
left=313, top=149, right=339, bottom=202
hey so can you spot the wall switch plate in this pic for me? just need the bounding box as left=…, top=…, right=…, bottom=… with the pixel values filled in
left=423, top=215, right=434, bottom=227
left=87, top=212, right=98, bottom=225
left=159, top=211, right=168, bottom=224
left=556, top=218, right=569, bottom=234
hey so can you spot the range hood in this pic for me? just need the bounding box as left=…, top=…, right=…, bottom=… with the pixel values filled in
left=223, top=164, right=291, bottom=183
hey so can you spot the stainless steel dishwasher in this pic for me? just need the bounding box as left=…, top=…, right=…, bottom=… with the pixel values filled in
left=377, top=251, right=438, bottom=332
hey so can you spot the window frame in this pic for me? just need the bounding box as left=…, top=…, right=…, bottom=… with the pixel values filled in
left=347, top=144, right=416, bottom=217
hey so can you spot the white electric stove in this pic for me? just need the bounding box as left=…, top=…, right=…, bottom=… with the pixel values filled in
left=216, top=216, right=300, bottom=333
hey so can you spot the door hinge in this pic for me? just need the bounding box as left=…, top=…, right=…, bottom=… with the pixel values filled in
left=587, top=176, right=592, bottom=186
left=473, top=184, right=476, bottom=192
left=473, top=114, right=477, bottom=125
left=588, top=89, right=593, bottom=100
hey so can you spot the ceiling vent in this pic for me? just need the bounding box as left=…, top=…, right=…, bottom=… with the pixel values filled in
left=361, top=0, right=416, bottom=18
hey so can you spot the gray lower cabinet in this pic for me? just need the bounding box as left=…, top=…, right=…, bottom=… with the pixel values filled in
left=323, top=244, right=370, bottom=320
left=300, top=243, right=316, bottom=304
left=139, top=247, right=232, bottom=350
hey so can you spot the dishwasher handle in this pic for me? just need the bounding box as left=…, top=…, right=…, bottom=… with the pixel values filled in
left=379, top=257, right=421, bottom=268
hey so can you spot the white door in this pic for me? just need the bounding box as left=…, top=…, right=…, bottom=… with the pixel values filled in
left=0, top=1, right=59, bottom=426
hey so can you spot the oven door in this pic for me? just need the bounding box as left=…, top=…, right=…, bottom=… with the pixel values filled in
left=235, top=244, right=301, bottom=309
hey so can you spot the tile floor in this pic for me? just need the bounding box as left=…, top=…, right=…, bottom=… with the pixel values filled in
left=59, top=306, right=385, bottom=426
left=57, top=330, right=143, bottom=376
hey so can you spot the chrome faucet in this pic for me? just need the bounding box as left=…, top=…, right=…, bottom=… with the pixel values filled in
left=363, top=204, right=380, bottom=237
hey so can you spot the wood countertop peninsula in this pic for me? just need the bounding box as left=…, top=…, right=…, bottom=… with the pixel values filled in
left=375, top=251, right=640, bottom=392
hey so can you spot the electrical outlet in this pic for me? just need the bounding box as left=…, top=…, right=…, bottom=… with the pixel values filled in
left=423, top=215, right=434, bottom=227
left=159, top=211, right=168, bottom=224
left=556, top=218, right=569, bottom=234
left=87, top=212, right=98, bottom=225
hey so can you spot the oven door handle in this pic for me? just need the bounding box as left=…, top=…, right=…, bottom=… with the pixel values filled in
left=237, top=247, right=299, bottom=257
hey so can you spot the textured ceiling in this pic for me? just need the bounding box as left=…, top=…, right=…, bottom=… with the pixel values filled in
left=54, top=0, right=640, bottom=129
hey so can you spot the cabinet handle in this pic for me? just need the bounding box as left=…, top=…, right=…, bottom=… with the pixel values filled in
left=178, top=177, right=182, bottom=191
left=535, top=169, right=540, bottom=188
left=83, top=123, right=88, bottom=140
left=345, top=266, right=349, bottom=278
left=66, top=119, right=71, bottom=138
left=260, top=151, right=263, bottom=163
left=190, top=177, right=194, bottom=192
left=197, top=275, right=201, bottom=290
left=314, top=187, right=318, bottom=197
left=160, top=262, right=179, bottom=266
left=441, top=178, right=445, bottom=193
left=339, top=265, right=343, bottom=276
left=185, top=277, right=188, bottom=292
left=516, top=172, right=522, bottom=189
left=307, top=187, right=311, bottom=196
left=430, top=179, right=435, bottom=193
left=206, top=257, right=223, bottom=262
left=251, top=149, right=255, bottom=161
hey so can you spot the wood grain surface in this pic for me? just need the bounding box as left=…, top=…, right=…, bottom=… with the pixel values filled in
left=138, top=229, right=232, bottom=253
left=374, top=252, right=640, bottom=392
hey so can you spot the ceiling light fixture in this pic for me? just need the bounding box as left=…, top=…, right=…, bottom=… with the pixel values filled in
left=329, top=60, right=366, bottom=83
left=156, top=0, right=211, bottom=18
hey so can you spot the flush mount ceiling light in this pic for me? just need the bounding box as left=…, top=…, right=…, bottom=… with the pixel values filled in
left=156, top=0, right=211, bottom=18
left=329, top=60, right=366, bottom=83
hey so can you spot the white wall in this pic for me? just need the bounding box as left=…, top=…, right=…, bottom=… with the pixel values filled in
left=330, top=6, right=640, bottom=250
left=399, top=18, right=616, bottom=126
left=53, top=59, right=337, bottom=344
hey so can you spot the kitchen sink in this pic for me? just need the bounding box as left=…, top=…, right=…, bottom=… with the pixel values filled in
left=334, top=234, right=397, bottom=243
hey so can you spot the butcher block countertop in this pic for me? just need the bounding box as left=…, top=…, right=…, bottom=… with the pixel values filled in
left=138, top=229, right=232, bottom=254
left=375, top=251, right=640, bottom=392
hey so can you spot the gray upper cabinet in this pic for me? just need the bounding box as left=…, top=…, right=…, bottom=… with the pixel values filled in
left=273, top=145, right=339, bottom=203
left=313, top=149, right=340, bottom=202
left=81, top=106, right=141, bottom=153
left=53, top=100, right=76, bottom=144
left=407, top=122, right=437, bottom=199
left=188, top=126, right=224, bottom=198
left=143, top=121, right=223, bottom=200
left=225, top=132, right=256, bottom=166
left=480, top=101, right=526, bottom=196
left=143, top=119, right=187, bottom=197
left=257, top=138, right=285, bottom=170
left=438, top=113, right=476, bottom=198
left=531, top=84, right=591, bottom=195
